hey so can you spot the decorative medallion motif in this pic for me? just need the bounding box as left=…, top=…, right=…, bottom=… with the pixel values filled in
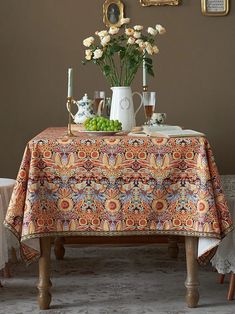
left=120, top=97, right=130, bottom=110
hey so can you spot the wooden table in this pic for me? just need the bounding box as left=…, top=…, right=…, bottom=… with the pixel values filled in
left=4, top=127, right=233, bottom=310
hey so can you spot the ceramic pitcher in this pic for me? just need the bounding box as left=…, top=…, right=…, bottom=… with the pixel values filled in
left=110, top=86, right=143, bottom=131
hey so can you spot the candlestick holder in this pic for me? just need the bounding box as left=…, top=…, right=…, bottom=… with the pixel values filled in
left=143, top=85, right=148, bottom=92
left=66, top=97, right=76, bottom=137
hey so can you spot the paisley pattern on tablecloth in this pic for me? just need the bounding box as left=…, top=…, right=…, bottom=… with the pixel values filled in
left=4, top=128, right=233, bottom=263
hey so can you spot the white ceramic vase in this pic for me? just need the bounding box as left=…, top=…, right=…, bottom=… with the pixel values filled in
left=110, top=86, right=143, bottom=131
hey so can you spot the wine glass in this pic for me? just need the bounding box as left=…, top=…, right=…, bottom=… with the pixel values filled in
left=93, top=91, right=105, bottom=116
left=143, top=92, right=156, bottom=126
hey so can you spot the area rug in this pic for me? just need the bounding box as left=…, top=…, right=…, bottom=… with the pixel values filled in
left=0, top=244, right=234, bottom=314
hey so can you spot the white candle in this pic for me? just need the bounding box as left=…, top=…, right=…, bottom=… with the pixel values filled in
left=143, top=54, right=147, bottom=86
left=67, top=68, right=73, bottom=97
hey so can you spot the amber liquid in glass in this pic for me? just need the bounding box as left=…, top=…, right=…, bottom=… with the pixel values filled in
left=93, top=98, right=104, bottom=114
left=144, top=105, right=154, bottom=120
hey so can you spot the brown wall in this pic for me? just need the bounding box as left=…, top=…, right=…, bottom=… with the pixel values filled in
left=0, top=0, right=234, bottom=178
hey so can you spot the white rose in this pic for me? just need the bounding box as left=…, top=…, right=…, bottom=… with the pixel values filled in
left=127, top=37, right=135, bottom=45
left=120, top=17, right=130, bottom=25
left=146, top=44, right=154, bottom=55
left=134, top=25, right=143, bottom=31
left=155, top=24, right=166, bottom=35
left=83, top=36, right=95, bottom=47
left=101, top=35, right=111, bottom=46
left=85, top=49, right=92, bottom=60
left=125, top=28, right=134, bottom=36
left=136, top=39, right=143, bottom=45
left=147, top=27, right=158, bottom=36
left=152, top=45, right=159, bottom=54
left=93, top=49, right=103, bottom=59
left=138, top=41, right=145, bottom=51
left=109, top=26, right=119, bottom=35
left=97, top=30, right=108, bottom=38
left=144, top=41, right=151, bottom=48
left=133, top=31, right=141, bottom=39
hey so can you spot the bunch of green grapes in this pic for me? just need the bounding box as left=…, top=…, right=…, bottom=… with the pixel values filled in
left=84, top=116, right=122, bottom=131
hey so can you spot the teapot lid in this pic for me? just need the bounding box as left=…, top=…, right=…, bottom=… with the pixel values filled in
left=78, top=93, right=91, bottom=104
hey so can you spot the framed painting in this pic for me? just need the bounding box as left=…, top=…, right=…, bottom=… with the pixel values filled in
left=103, top=0, right=124, bottom=27
left=201, top=0, right=229, bottom=16
left=140, top=0, right=179, bottom=6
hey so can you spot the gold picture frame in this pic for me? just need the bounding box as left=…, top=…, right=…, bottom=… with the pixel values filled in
left=201, top=0, right=229, bottom=16
left=103, top=0, right=124, bottom=28
left=140, top=0, right=179, bottom=6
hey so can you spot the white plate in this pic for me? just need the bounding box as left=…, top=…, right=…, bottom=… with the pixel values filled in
left=80, top=130, right=119, bottom=136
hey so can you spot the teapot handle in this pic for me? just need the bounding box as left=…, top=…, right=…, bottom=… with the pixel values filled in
left=66, top=99, right=76, bottom=120
left=132, top=92, right=143, bottom=117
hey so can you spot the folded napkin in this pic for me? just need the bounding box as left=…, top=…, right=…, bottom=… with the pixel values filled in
left=143, top=124, right=182, bottom=132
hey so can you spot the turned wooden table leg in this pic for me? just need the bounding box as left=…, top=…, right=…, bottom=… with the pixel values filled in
left=3, top=262, right=11, bottom=278
left=168, top=236, right=179, bottom=258
left=218, top=274, right=225, bottom=284
left=227, top=273, right=235, bottom=301
left=37, top=237, right=52, bottom=310
left=185, top=236, right=199, bottom=308
left=11, top=247, right=18, bottom=264
left=54, top=237, right=65, bottom=260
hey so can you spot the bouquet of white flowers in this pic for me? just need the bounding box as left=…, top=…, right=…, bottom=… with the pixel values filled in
left=82, top=18, right=166, bottom=87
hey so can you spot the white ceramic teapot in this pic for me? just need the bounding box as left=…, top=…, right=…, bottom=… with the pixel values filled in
left=67, top=93, right=95, bottom=124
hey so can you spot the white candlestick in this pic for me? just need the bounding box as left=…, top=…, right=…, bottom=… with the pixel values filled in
left=143, top=54, right=147, bottom=87
left=67, top=68, right=73, bottom=97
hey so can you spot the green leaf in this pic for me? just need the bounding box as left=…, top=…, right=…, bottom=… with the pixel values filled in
left=127, top=57, right=137, bottom=69
left=120, top=50, right=125, bottom=60
left=110, top=43, right=122, bottom=54
left=103, top=64, right=111, bottom=76
left=106, top=46, right=112, bottom=56
left=131, top=49, right=139, bottom=56
left=145, top=58, right=153, bottom=65
left=146, top=65, right=154, bottom=77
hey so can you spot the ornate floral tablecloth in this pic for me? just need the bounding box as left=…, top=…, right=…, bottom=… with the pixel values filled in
left=4, top=128, right=233, bottom=264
